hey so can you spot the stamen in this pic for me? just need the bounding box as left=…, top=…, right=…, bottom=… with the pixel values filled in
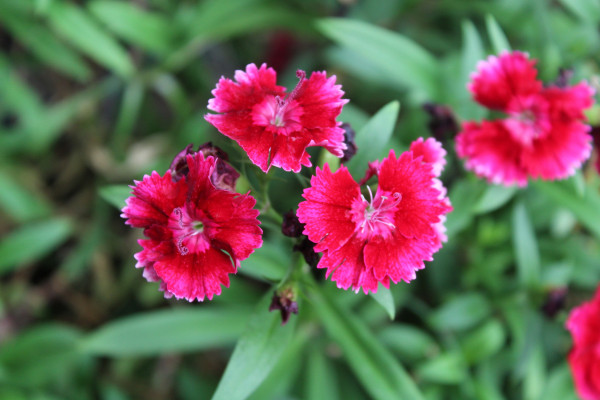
left=288, top=70, right=306, bottom=101
left=173, top=207, right=185, bottom=228
left=177, top=237, right=189, bottom=255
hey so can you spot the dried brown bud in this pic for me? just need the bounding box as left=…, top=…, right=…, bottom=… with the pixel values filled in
left=269, top=287, right=298, bottom=325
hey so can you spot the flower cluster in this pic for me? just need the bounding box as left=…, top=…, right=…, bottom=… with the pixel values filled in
left=456, top=51, right=594, bottom=186
left=297, top=138, right=451, bottom=293
left=566, top=287, right=600, bottom=400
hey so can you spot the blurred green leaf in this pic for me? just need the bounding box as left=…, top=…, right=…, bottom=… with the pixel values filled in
left=428, top=292, right=492, bottom=332
left=445, top=179, right=486, bottom=237
left=535, top=179, right=600, bottom=241
left=370, top=285, right=395, bottom=320
left=0, top=218, right=73, bottom=274
left=460, top=20, right=485, bottom=120
left=541, top=364, right=578, bottom=400
left=111, top=80, right=145, bottom=158
left=89, top=1, right=174, bottom=54
left=0, top=7, right=91, bottom=80
left=99, top=185, right=131, bottom=210
left=345, top=101, right=399, bottom=179
left=317, top=18, right=439, bottom=100
left=474, top=185, right=517, bottom=214
left=416, top=352, right=467, bottom=384
left=308, top=282, right=424, bottom=400
left=211, top=294, right=297, bottom=400
left=0, top=170, right=52, bottom=222
left=0, top=324, right=85, bottom=387
left=80, top=307, right=251, bottom=356
left=512, top=200, right=541, bottom=288
left=47, top=2, right=133, bottom=77
left=461, top=319, right=506, bottom=364
left=306, top=349, right=340, bottom=400
left=485, top=14, right=511, bottom=53
left=557, top=0, right=600, bottom=24
left=239, top=240, right=288, bottom=282
left=379, top=325, right=438, bottom=361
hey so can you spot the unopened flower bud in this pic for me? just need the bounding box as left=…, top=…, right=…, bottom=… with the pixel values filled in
left=422, top=102, right=458, bottom=141
left=269, top=286, right=299, bottom=325
left=340, top=122, right=358, bottom=163
left=282, top=210, right=304, bottom=237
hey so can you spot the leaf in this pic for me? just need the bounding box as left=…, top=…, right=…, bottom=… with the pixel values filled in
left=88, top=1, right=174, bottom=54
left=111, top=80, right=145, bottom=158
left=512, top=200, right=541, bottom=288
left=460, top=20, right=486, bottom=120
left=378, top=325, right=438, bottom=361
left=534, top=179, right=600, bottom=241
left=46, top=2, right=133, bottom=77
left=428, top=292, right=491, bottom=332
left=80, top=307, right=251, bottom=356
left=0, top=170, right=52, bottom=222
left=416, top=352, right=467, bottom=384
left=0, top=7, right=91, bottom=80
left=305, top=349, right=340, bottom=400
left=99, top=185, right=131, bottom=210
left=307, top=282, right=424, bottom=400
left=0, top=218, right=73, bottom=274
left=485, top=15, right=511, bottom=53
left=461, top=319, right=506, bottom=364
left=317, top=18, right=439, bottom=100
left=445, top=179, right=486, bottom=238
left=345, top=101, right=399, bottom=179
left=211, top=293, right=297, bottom=400
left=557, top=0, right=600, bottom=24
left=370, top=285, right=395, bottom=319
left=238, top=240, right=288, bottom=281
left=473, top=185, right=517, bottom=214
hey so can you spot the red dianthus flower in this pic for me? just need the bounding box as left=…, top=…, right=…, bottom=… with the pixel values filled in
left=121, top=153, right=262, bottom=301
left=566, top=287, right=600, bottom=400
left=456, top=51, right=594, bottom=186
left=297, top=139, right=452, bottom=294
left=205, top=63, right=348, bottom=173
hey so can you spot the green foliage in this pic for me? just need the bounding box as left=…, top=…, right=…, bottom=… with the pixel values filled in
left=1, top=1, right=598, bottom=399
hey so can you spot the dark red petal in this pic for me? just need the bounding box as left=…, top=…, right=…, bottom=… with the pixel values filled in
left=154, top=248, right=235, bottom=302
left=296, top=72, right=347, bottom=130
left=456, top=120, right=529, bottom=186
left=318, top=238, right=381, bottom=294
left=521, top=122, right=592, bottom=181
left=122, top=171, right=187, bottom=228
left=269, top=131, right=312, bottom=172
left=468, top=51, right=541, bottom=111
left=185, top=153, right=216, bottom=205
left=297, top=164, right=360, bottom=253
left=542, top=82, right=595, bottom=122
left=378, top=150, right=451, bottom=239
left=207, top=63, right=285, bottom=113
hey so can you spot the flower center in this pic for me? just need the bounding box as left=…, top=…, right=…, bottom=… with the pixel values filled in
left=168, top=207, right=210, bottom=255
left=350, top=187, right=402, bottom=240
left=505, top=95, right=550, bottom=146
left=251, top=70, right=306, bottom=135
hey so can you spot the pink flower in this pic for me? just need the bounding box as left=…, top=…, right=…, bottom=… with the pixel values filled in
left=456, top=51, right=594, bottom=186
left=121, top=153, right=262, bottom=301
left=205, top=63, right=348, bottom=173
left=566, top=287, right=600, bottom=400
left=297, top=139, right=452, bottom=294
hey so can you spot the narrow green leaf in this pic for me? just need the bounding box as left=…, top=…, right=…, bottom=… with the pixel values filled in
left=461, top=319, right=506, bottom=364
left=80, top=307, right=251, bottom=356
left=211, top=294, right=297, bottom=400
left=317, top=18, right=439, bottom=100
left=557, top=0, right=600, bottom=24
left=307, top=282, right=424, bottom=400
left=370, top=285, right=395, bottom=320
left=512, top=201, right=541, bottom=288
left=460, top=20, right=485, bottom=120
left=239, top=240, right=288, bottom=281
left=485, top=15, right=511, bottom=53
left=306, top=349, right=340, bottom=400
left=111, top=80, right=145, bottom=158
left=0, top=170, right=52, bottom=222
left=0, top=218, right=73, bottom=274
left=428, top=292, right=491, bottom=332
left=99, top=185, right=131, bottom=210
left=378, top=325, right=438, bottom=361
left=345, top=101, right=399, bottom=179
left=0, top=9, right=90, bottom=80
left=89, top=1, right=174, bottom=54
left=473, top=185, right=517, bottom=214
left=416, top=352, right=467, bottom=384
left=445, top=179, right=486, bottom=237
left=47, top=2, right=133, bottom=77
left=534, top=179, right=600, bottom=241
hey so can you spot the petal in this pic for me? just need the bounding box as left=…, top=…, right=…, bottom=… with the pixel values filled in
left=377, top=150, right=452, bottom=239
left=121, top=171, right=187, bottom=228
left=207, top=63, right=285, bottom=113
left=468, top=51, right=541, bottom=111
left=308, top=126, right=346, bottom=158
left=542, top=82, right=595, bottom=122
left=521, top=122, right=592, bottom=181
left=235, top=127, right=276, bottom=172
left=185, top=153, right=216, bottom=205
left=456, top=120, right=529, bottom=186
left=318, top=238, right=382, bottom=294
left=154, top=248, right=235, bottom=302
left=296, top=72, right=348, bottom=130
left=409, top=137, right=447, bottom=177
left=297, top=164, right=360, bottom=253
left=269, top=131, right=313, bottom=172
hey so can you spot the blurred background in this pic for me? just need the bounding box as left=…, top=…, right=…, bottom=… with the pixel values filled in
left=1, top=0, right=600, bottom=399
